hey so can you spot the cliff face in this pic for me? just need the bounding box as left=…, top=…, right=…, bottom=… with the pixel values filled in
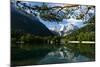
left=11, top=3, right=54, bottom=36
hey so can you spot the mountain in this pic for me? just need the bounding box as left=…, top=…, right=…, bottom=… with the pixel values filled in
left=49, top=23, right=78, bottom=36
left=11, top=3, right=54, bottom=36
left=63, top=23, right=78, bottom=34
left=66, top=23, right=95, bottom=41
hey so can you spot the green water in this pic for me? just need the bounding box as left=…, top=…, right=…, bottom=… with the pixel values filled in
left=11, top=43, right=95, bottom=66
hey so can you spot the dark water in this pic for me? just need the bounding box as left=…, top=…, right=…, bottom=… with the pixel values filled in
left=11, top=43, right=95, bottom=66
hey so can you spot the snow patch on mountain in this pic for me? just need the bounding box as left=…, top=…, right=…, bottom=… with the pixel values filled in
left=36, top=15, right=84, bottom=36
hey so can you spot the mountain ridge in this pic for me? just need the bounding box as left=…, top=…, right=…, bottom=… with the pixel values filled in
left=11, top=3, right=55, bottom=36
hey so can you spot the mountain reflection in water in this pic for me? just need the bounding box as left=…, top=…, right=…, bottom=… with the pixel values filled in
left=11, top=43, right=95, bottom=66
left=39, top=46, right=91, bottom=64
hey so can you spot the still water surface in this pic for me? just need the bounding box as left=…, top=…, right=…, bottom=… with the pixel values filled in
left=11, top=43, right=95, bottom=66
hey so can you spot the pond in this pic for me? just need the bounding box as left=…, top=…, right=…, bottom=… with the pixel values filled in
left=11, top=43, right=95, bottom=66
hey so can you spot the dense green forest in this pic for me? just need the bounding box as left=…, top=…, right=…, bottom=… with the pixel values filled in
left=65, top=15, right=95, bottom=41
